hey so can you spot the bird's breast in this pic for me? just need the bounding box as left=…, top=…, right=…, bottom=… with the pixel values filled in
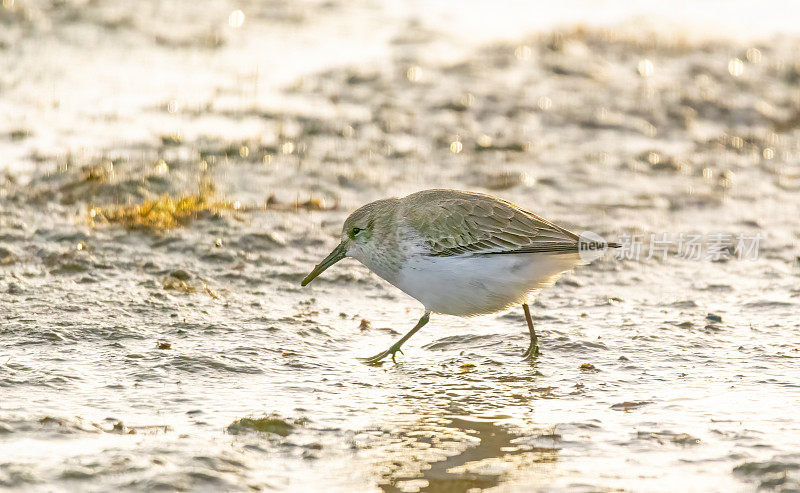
left=391, top=252, right=581, bottom=316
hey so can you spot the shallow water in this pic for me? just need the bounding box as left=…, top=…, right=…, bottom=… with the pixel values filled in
left=2, top=1, right=800, bottom=492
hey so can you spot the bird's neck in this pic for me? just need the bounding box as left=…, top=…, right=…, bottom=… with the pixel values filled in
left=354, top=209, right=425, bottom=284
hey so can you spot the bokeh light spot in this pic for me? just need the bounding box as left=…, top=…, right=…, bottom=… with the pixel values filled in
left=637, top=59, right=654, bottom=77
left=228, top=10, right=245, bottom=28
left=728, top=58, right=744, bottom=77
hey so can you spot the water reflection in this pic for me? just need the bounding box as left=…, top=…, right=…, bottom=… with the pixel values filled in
left=372, top=413, right=558, bottom=492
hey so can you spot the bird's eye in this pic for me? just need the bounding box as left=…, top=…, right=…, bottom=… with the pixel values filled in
left=351, top=227, right=362, bottom=237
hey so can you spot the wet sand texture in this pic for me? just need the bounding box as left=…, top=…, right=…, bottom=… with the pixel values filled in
left=2, top=1, right=800, bottom=492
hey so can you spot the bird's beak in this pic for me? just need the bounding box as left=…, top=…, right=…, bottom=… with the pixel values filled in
left=301, top=242, right=347, bottom=286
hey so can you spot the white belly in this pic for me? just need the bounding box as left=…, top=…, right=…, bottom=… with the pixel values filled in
left=390, top=253, right=581, bottom=316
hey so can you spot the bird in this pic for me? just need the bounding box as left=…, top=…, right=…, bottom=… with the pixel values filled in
left=300, top=189, right=618, bottom=364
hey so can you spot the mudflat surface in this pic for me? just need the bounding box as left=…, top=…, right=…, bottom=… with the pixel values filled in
left=1, top=1, right=800, bottom=491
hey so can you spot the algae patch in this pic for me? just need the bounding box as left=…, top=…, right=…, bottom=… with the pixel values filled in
left=88, top=180, right=238, bottom=232
left=162, top=277, right=197, bottom=294
left=162, top=270, right=219, bottom=298
left=87, top=178, right=334, bottom=232
left=227, top=415, right=304, bottom=437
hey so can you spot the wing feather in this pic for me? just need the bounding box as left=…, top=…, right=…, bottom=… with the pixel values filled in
left=401, top=190, right=580, bottom=257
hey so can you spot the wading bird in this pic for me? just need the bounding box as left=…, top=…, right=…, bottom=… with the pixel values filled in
left=301, top=189, right=617, bottom=364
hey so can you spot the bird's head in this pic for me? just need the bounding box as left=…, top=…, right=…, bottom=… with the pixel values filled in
left=300, top=198, right=398, bottom=286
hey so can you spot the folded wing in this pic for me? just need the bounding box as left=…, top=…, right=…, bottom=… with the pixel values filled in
left=401, top=190, right=580, bottom=257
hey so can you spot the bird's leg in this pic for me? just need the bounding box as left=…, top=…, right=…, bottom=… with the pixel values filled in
left=362, top=311, right=431, bottom=365
left=521, top=303, right=540, bottom=359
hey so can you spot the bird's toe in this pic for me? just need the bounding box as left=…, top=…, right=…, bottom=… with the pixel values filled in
left=522, top=344, right=540, bottom=360
left=361, top=345, right=403, bottom=365
left=360, top=350, right=390, bottom=365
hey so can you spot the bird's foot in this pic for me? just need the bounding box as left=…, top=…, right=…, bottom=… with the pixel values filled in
left=361, top=344, right=404, bottom=365
left=522, top=342, right=540, bottom=360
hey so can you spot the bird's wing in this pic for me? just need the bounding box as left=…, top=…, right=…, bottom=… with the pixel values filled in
left=401, top=191, right=580, bottom=257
